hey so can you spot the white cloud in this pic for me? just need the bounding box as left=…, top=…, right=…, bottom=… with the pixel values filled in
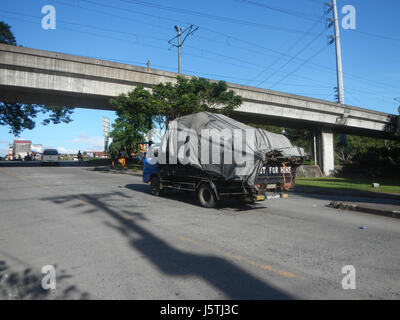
left=71, top=134, right=104, bottom=150
left=0, top=148, right=8, bottom=156
left=58, top=147, right=78, bottom=154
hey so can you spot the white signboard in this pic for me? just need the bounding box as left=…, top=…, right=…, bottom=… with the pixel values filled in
left=103, top=116, right=110, bottom=137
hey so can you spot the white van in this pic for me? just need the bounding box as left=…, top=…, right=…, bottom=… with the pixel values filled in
left=41, top=149, right=60, bottom=166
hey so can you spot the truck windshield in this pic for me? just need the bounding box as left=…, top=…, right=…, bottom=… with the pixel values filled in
left=43, top=150, right=58, bottom=155
left=146, top=144, right=159, bottom=158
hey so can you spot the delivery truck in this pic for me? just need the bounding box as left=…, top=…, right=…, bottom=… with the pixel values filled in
left=143, top=112, right=304, bottom=208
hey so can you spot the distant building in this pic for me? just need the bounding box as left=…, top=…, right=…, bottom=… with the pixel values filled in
left=8, top=145, right=13, bottom=160
left=85, top=151, right=106, bottom=158
left=13, top=140, right=32, bottom=159
left=31, top=144, right=43, bottom=153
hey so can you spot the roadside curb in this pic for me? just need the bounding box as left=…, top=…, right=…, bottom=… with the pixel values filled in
left=294, top=186, right=400, bottom=201
left=328, top=201, right=400, bottom=219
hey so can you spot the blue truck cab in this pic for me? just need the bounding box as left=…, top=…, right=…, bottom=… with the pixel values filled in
left=142, top=143, right=160, bottom=183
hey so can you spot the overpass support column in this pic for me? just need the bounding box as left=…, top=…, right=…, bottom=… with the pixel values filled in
left=314, top=128, right=335, bottom=176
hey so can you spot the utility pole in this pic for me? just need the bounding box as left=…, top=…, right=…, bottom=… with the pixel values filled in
left=169, top=24, right=199, bottom=74
left=327, top=1, right=348, bottom=128
left=314, top=0, right=346, bottom=175
left=176, top=26, right=182, bottom=74
left=332, top=0, right=344, bottom=104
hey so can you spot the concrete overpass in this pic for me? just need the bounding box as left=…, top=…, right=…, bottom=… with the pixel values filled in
left=0, top=44, right=398, bottom=175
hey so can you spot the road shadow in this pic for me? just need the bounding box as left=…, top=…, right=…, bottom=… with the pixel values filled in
left=42, top=191, right=293, bottom=299
left=88, top=166, right=139, bottom=175
left=292, top=188, right=400, bottom=206
left=125, top=183, right=199, bottom=206
left=0, top=260, right=90, bottom=300
left=0, top=161, right=93, bottom=167
left=124, top=183, right=267, bottom=212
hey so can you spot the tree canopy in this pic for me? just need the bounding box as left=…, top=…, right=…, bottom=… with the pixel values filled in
left=0, top=21, right=16, bottom=45
left=111, top=76, right=242, bottom=123
left=150, top=76, right=243, bottom=123
left=108, top=85, right=153, bottom=157
left=108, top=76, right=243, bottom=155
left=0, top=21, right=74, bottom=136
left=0, top=103, right=74, bottom=136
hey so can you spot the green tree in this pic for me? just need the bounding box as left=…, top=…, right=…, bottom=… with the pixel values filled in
left=151, top=76, right=242, bottom=125
left=108, top=139, right=123, bottom=159
left=109, top=117, right=146, bottom=157
left=0, top=21, right=73, bottom=136
left=0, top=103, right=74, bottom=136
left=248, top=123, right=312, bottom=154
left=109, top=86, right=153, bottom=157
left=282, top=128, right=312, bottom=152
left=109, top=76, right=243, bottom=152
left=0, top=21, right=16, bottom=45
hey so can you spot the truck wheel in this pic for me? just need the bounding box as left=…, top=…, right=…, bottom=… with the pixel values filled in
left=151, top=176, right=162, bottom=196
left=198, top=184, right=217, bottom=208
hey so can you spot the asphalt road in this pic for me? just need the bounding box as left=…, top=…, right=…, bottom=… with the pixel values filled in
left=0, top=164, right=399, bottom=300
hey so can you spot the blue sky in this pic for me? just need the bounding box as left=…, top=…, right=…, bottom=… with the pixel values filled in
left=1, top=0, right=399, bottom=156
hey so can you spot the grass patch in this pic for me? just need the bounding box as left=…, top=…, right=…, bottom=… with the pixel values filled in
left=86, top=158, right=112, bottom=166
left=86, top=158, right=142, bottom=170
left=114, top=163, right=142, bottom=171
left=296, top=177, right=400, bottom=194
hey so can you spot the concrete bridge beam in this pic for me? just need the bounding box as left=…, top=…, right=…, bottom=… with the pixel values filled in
left=0, top=43, right=397, bottom=139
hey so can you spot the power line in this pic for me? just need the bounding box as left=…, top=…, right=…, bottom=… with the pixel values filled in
left=343, top=72, right=399, bottom=92
left=54, top=0, right=285, bottom=64
left=255, top=15, right=326, bottom=86
left=1, top=14, right=337, bottom=99
left=233, top=0, right=322, bottom=22
left=0, top=12, right=309, bottom=81
left=306, top=0, right=326, bottom=4
left=116, top=0, right=321, bottom=36
left=6, top=10, right=304, bottom=78
left=346, top=93, right=366, bottom=106
left=346, top=88, right=397, bottom=103
left=352, top=30, right=400, bottom=43
left=66, top=0, right=400, bottom=92
left=251, top=14, right=325, bottom=81
left=3, top=3, right=397, bottom=104
left=269, top=45, right=329, bottom=89
left=47, top=0, right=353, bottom=86
left=1, top=15, right=257, bottom=83
left=0, top=12, right=259, bottom=73
left=0, top=9, right=168, bottom=43
left=52, top=0, right=303, bottom=64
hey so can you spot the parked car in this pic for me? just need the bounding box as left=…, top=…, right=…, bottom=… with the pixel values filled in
left=41, top=149, right=60, bottom=166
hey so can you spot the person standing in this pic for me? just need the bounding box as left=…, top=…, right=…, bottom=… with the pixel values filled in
left=111, top=153, right=116, bottom=167
left=120, top=150, right=127, bottom=168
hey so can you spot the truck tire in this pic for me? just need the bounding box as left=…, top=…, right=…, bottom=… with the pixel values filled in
left=198, top=184, right=217, bottom=208
left=151, top=176, right=162, bottom=196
